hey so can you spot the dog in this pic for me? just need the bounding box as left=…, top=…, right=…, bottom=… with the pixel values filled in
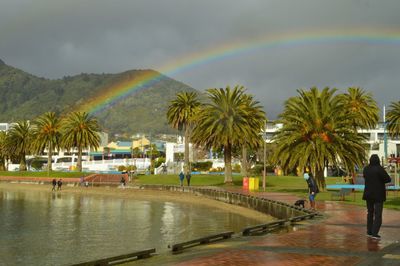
left=294, top=199, right=307, bottom=208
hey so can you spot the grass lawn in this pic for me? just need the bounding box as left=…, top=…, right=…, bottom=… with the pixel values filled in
left=2, top=171, right=398, bottom=210
left=134, top=174, right=400, bottom=210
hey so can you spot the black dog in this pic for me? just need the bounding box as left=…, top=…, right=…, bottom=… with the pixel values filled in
left=294, top=199, right=307, bottom=208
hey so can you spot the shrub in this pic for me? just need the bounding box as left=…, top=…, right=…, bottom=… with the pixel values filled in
left=251, top=164, right=274, bottom=175
left=192, top=161, right=213, bottom=171
left=233, top=164, right=241, bottom=173
left=30, top=158, right=46, bottom=170
left=117, top=165, right=127, bottom=171
left=154, top=157, right=166, bottom=168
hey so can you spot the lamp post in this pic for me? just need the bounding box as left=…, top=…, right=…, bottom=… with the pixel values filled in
left=262, top=130, right=267, bottom=192
left=383, top=105, right=388, bottom=165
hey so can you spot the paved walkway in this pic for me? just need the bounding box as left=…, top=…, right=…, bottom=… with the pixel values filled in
left=136, top=190, right=400, bottom=266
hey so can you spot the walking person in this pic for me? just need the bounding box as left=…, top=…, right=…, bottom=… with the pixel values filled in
left=52, top=178, right=57, bottom=191
left=363, top=154, right=391, bottom=240
left=57, top=179, right=63, bottom=191
left=120, top=176, right=126, bottom=188
left=304, top=171, right=319, bottom=210
left=186, top=173, right=191, bottom=186
left=179, top=171, right=184, bottom=186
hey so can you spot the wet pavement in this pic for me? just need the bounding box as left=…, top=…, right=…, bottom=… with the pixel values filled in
left=133, top=190, right=400, bottom=266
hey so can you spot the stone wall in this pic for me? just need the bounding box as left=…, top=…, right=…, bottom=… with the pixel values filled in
left=138, top=185, right=312, bottom=220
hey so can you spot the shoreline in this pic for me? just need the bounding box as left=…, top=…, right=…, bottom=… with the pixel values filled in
left=0, top=182, right=273, bottom=222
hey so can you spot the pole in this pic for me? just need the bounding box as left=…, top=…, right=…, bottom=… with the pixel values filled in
left=263, top=138, right=266, bottom=192
left=262, top=121, right=267, bottom=192
left=383, top=105, right=388, bottom=165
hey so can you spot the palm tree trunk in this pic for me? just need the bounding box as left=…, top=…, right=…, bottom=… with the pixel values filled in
left=20, top=152, right=27, bottom=171
left=77, top=146, right=82, bottom=172
left=224, top=143, right=233, bottom=183
left=0, top=158, right=5, bottom=171
left=47, top=142, right=53, bottom=173
left=184, top=125, right=190, bottom=176
left=241, top=146, right=248, bottom=176
left=315, top=166, right=326, bottom=191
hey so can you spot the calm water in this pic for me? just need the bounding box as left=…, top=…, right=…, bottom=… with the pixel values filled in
left=0, top=188, right=268, bottom=265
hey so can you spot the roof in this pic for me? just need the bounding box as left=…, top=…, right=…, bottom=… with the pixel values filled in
left=117, top=141, right=132, bottom=147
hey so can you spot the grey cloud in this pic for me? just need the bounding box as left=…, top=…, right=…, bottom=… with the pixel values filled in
left=0, top=0, right=399, bottom=119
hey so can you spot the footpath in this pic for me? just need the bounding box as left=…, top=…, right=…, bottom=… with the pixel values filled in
left=137, top=190, right=400, bottom=266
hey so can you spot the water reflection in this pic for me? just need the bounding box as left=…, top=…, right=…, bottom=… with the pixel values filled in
left=0, top=189, right=268, bottom=265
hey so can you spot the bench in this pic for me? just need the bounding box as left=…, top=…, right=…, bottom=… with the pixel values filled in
left=330, top=188, right=353, bottom=201
left=242, top=220, right=286, bottom=236
left=169, top=231, right=234, bottom=253
left=71, top=248, right=156, bottom=265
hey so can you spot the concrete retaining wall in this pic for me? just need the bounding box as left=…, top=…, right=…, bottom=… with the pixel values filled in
left=139, top=185, right=312, bottom=220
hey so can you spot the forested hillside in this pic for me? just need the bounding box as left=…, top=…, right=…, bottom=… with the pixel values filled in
left=0, top=59, right=196, bottom=136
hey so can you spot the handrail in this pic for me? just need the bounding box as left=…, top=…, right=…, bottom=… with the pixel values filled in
left=70, top=248, right=156, bottom=265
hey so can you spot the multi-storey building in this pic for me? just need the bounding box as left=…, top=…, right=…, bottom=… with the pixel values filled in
left=264, top=122, right=400, bottom=161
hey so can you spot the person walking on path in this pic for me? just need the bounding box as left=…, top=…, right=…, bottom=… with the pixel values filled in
left=52, top=178, right=57, bottom=191
left=304, top=171, right=319, bottom=210
left=179, top=172, right=184, bottom=186
left=363, top=154, right=391, bottom=240
left=120, top=176, right=126, bottom=188
left=186, top=173, right=191, bottom=186
left=57, top=179, right=63, bottom=191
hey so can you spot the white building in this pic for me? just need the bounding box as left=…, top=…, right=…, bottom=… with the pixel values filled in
left=0, top=123, right=10, bottom=131
left=264, top=122, right=400, bottom=160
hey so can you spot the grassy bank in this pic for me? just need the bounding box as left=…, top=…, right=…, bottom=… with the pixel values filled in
left=2, top=171, right=399, bottom=210
left=134, top=174, right=399, bottom=210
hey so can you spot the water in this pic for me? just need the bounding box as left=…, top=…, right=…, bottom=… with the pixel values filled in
left=0, top=188, right=268, bottom=265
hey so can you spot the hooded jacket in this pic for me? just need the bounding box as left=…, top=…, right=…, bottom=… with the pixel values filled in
left=362, top=154, right=391, bottom=202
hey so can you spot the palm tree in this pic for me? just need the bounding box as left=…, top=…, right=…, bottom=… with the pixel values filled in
left=8, top=120, right=33, bottom=171
left=61, top=112, right=100, bottom=172
left=272, top=87, right=367, bottom=190
left=167, top=91, right=201, bottom=176
left=0, top=131, right=10, bottom=171
left=340, top=87, right=379, bottom=130
left=192, top=86, right=265, bottom=183
left=240, top=94, right=266, bottom=177
left=32, top=112, right=62, bottom=173
left=386, top=101, right=400, bottom=137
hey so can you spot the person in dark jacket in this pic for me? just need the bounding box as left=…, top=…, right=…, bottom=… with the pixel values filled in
left=363, top=154, right=391, bottom=240
left=179, top=172, right=184, bottom=186
left=304, top=171, right=319, bottom=210
left=57, top=179, right=63, bottom=190
left=52, top=178, right=57, bottom=191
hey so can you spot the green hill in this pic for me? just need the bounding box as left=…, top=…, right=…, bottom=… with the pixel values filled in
left=0, top=59, right=196, bottom=136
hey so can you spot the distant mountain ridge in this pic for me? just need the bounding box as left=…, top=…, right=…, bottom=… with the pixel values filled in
left=0, top=59, right=197, bottom=136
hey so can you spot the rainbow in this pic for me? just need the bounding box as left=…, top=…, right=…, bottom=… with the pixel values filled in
left=80, top=28, right=400, bottom=114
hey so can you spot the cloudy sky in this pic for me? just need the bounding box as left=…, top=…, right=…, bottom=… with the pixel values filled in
left=1, top=0, right=399, bottom=119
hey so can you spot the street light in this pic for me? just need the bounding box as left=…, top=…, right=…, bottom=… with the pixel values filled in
left=262, top=129, right=267, bottom=192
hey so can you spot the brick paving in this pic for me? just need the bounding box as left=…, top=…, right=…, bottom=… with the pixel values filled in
left=136, top=189, right=400, bottom=266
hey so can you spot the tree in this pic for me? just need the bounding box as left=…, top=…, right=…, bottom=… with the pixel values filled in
left=0, top=131, right=10, bottom=171
left=386, top=101, right=400, bottom=138
left=240, top=94, right=266, bottom=177
left=272, top=87, right=367, bottom=190
left=167, top=91, right=201, bottom=176
left=32, top=112, right=62, bottom=173
left=192, top=86, right=265, bottom=183
left=61, top=112, right=100, bottom=172
left=8, top=121, right=34, bottom=171
left=340, top=87, right=379, bottom=130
